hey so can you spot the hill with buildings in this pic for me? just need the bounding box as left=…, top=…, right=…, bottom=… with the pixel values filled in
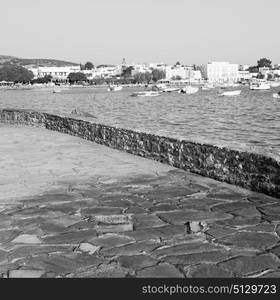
left=0, top=55, right=79, bottom=68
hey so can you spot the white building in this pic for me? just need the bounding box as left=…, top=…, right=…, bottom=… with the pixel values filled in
left=131, top=64, right=151, bottom=75
left=148, top=63, right=168, bottom=70
left=237, top=70, right=252, bottom=81
left=94, top=65, right=122, bottom=78
left=187, top=70, right=202, bottom=83
left=259, top=67, right=271, bottom=79
left=165, top=65, right=202, bottom=82
left=206, top=62, right=239, bottom=83
left=239, top=64, right=250, bottom=71
left=27, top=65, right=122, bottom=81
left=166, top=65, right=185, bottom=79
left=28, top=66, right=81, bottom=80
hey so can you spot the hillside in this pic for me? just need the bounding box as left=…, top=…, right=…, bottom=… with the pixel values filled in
left=0, top=55, right=79, bottom=68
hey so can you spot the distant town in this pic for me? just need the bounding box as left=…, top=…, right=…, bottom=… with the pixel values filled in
left=0, top=57, right=279, bottom=87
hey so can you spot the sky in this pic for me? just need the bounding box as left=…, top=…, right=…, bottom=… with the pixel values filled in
left=1, top=0, right=280, bottom=65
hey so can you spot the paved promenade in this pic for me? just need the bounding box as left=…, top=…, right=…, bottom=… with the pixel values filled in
left=0, top=125, right=280, bottom=278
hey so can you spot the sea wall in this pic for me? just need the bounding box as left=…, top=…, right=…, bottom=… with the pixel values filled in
left=1, top=108, right=279, bottom=198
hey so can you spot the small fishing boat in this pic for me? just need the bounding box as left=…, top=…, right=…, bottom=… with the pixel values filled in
left=107, top=85, right=123, bottom=91
left=52, top=89, right=62, bottom=93
left=162, top=87, right=181, bottom=93
left=250, top=82, right=270, bottom=90
left=272, top=92, right=280, bottom=99
left=201, top=83, right=215, bottom=90
left=152, top=83, right=181, bottom=93
left=130, top=91, right=161, bottom=97
left=219, top=90, right=241, bottom=97
left=178, top=86, right=199, bottom=94
left=269, top=81, right=280, bottom=88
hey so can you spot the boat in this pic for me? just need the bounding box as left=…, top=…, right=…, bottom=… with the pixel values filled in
left=153, top=84, right=180, bottom=93
left=162, top=87, right=181, bottom=93
left=52, top=89, right=62, bottom=93
left=273, top=92, right=280, bottom=99
left=269, top=81, right=280, bottom=88
left=107, top=85, right=123, bottom=91
left=154, top=83, right=167, bottom=90
left=250, top=80, right=270, bottom=90
left=220, top=83, right=240, bottom=89
left=202, top=83, right=215, bottom=90
left=178, top=86, right=199, bottom=94
left=250, top=83, right=270, bottom=90
left=130, top=91, right=162, bottom=97
left=219, top=90, right=241, bottom=97
left=201, top=86, right=210, bottom=91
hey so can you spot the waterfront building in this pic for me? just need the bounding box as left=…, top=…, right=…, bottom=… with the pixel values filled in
left=28, top=66, right=81, bottom=81
left=165, top=65, right=186, bottom=79
left=187, top=69, right=202, bottom=83
left=148, top=63, right=168, bottom=71
left=28, top=64, right=122, bottom=81
left=267, top=69, right=280, bottom=80
left=94, top=65, right=122, bottom=78
left=205, top=62, right=239, bottom=83
left=80, top=65, right=122, bottom=79
left=239, top=64, right=250, bottom=71
left=81, top=69, right=96, bottom=80
left=165, top=64, right=202, bottom=82
left=130, top=64, right=152, bottom=76
left=259, top=67, right=271, bottom=79
left=237, top=70, right=252, bottom=81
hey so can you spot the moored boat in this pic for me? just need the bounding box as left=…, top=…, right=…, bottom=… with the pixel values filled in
left=130, top=91, right=162, bottom=97
left=201, top=83, right=215, bottom=90
left=219, top=90, right=241, bottom=96
left=162, top=87, right=181, bottom=93
left=178, top=86, right=199, bottom=94
left=107, top=85, right=123, bottom=91
left=273, top=92, right=280, bottom=99
left=153, top=84, right=180, bottom=93
left=250, top=80, right=270, bottom=90
left=269, top=81, right=280, bottom=88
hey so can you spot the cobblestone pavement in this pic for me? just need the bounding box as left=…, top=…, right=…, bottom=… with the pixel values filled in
left=0, top=125, right=280, bottom=278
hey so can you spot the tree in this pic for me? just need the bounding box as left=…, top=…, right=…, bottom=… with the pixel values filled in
left=248, top=66, right=259, bottom=73
left=68, top=72, right=87, bottom=83
left=0, top=63, right=34, bottom=83
left=32, top=75, right=52, bottom=84
left=84, top=62, right=94, bottom=70
left=257, top=58, right=272, bottom=68
left=133, top=72, right=144, bottom=83
left=133, top=72, right=152, bottom=83
left=151, top=69, right=166, bottom=82
left=122, top=66, right=134, bottom=77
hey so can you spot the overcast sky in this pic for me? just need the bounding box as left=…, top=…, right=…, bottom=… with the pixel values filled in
left=1, top=0, right=280, bottom=65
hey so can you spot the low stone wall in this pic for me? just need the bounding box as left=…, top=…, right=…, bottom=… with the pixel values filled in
left=1, top=108, right=279, bottom=198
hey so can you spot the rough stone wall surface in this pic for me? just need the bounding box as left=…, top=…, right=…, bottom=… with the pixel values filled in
left=0, top=108, right=279, bottom=198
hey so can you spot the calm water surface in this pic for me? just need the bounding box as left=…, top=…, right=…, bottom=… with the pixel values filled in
left=0, top=86, right=279, bottom=161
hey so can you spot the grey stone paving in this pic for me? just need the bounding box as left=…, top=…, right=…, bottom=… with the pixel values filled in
left=0, top=125, right=280, bottom=278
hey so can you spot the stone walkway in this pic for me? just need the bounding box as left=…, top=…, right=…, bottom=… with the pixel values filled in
left=0, top=125, right=280, bottom=278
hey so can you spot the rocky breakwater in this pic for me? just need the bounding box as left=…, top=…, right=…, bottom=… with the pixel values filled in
left=0, top=108, right=279, bottom=198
